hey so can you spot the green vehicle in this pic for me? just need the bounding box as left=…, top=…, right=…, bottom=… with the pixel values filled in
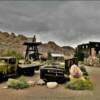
left=0, top=57, right=17, bottom=79
left=0, top=56, right=42, bottom=81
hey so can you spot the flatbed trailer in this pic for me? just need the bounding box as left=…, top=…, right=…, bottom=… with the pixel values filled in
left=18, top=64, right=41, bottom=76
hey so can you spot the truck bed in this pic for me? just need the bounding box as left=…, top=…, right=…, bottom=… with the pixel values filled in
left=18, top=64, right=37, bottom=69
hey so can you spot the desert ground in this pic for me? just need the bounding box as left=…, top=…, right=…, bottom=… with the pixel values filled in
left=0, top=66, right=100, bottom=100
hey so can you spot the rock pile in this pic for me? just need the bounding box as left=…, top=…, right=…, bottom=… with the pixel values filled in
left=84, top=56, right=100, bottom=67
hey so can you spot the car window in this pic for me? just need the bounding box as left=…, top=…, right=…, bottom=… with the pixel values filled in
left=9, top=58, right=16, bottom=64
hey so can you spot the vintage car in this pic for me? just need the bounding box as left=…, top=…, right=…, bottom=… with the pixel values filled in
left=0, top=57, right=17, bottom=79
left=40, top=65, right=68, bottom=83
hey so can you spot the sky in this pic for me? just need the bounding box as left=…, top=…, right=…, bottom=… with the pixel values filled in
left=0, top=1, right=100, bottom=47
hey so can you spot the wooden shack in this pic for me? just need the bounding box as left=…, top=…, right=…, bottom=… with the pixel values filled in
left=77, top=41, right=100, bottom=58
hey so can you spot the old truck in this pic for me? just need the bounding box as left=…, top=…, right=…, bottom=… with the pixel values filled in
left=0, top=56, right=41, bottom=80
left=0, top=57, right=17, bottom=80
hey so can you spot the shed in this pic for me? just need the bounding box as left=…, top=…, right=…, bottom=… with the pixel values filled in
left=51, top=53, right=64, bottom=61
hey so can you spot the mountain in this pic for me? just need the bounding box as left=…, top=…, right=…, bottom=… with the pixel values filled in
left=0, top=32, right=75, bottom=58
left=0, top=31, right=27, bottom=54
left=62, top=46, right=75, bottom=56
left=38, top=41, right=75, bottom=58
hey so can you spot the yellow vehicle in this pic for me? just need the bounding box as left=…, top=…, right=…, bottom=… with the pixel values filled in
left=0, top=57, right=17, bottom=79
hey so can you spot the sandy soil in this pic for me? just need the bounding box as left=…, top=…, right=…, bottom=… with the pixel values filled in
left=0, top=67, right=100, bottom=100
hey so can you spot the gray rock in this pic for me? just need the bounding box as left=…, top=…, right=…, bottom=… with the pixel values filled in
left=37, top=79, right=45, bottom=85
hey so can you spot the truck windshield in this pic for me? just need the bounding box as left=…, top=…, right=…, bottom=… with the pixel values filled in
left=9, top=58, right=16, bottom=64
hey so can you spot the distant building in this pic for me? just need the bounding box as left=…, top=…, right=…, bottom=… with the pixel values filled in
left=77, top=41, right=100, bottom=58
left=51, top=53, right=64, bottom=61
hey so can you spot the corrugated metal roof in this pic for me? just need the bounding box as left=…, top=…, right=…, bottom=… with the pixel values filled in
left=51, top=53, right=64, bottom=57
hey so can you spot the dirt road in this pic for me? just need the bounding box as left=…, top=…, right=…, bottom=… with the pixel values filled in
left=0, top=67, right=100, bottom=100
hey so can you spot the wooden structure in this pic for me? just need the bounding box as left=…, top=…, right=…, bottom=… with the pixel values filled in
left=65, top=57, right=78, bottom=75
left=77, top=41, right=100, bottom=58
left=24, top=35, right=41, bottom=61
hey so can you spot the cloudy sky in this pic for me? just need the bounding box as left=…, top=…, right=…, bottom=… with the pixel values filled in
left=0, top=1, right=100, bottom=47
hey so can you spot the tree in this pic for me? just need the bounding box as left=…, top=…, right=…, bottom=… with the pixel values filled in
left=74, top=50, right=84, bottom=61
left=48, top=51, right=52, bottom=60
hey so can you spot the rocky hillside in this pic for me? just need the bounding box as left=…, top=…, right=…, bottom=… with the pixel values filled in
left=62, top=46, right=75, bottom=56
left=38, top=41, right=75, bottom=58
left=0, top=31, right=27, bottom=54
left=0, top=32, right=75, bottom=58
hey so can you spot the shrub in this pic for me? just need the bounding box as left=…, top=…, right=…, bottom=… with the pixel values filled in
left=74, top=51, right=84, bottom=61
left=79, top=66, right=88, bottom=76
left=7, top=77, right=29, bottom=89
left=65, top=78, right=93, bottom=90
left=1, top=49, right=24, bottom=61
left=48, top=52, right=52, bottom=60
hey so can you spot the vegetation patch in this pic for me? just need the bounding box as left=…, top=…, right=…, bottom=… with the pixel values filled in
left=65, top=78, right=93, bottom=90
left=79, top=65, right=88, bottom=76
left=7, top=77, right=29, bottom=89
left=1, top=49, right=24, bottom=61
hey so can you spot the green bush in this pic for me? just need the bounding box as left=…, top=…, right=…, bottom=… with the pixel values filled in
left=79, top=66, right=88, bottom=76
left=1, top=49, right=24, bottom=61
left=65, top=78, right=93, bottom=90
left=7, top=77, right=29, bottom=89
left=74, top=51, right=84, bottom=61
left=48, top=52, right=52, bottom=60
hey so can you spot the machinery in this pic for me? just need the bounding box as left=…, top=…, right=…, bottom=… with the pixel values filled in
left=17, top=35, right=42, bottom=76
left=24, top=35, right=41, bottom=61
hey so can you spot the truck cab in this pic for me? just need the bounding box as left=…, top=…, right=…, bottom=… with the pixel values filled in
left=0, top=57, right=17, bottom=79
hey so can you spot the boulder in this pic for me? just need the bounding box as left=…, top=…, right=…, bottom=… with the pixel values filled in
left=27, top=80, right=36, bottom=86
left=69, top=64, right=83, bottom=79
left=85, top=56, right=100, bottom=67
left=37, top=79, right=45, bottom=85
left=47, top=82, right=58, bottom=89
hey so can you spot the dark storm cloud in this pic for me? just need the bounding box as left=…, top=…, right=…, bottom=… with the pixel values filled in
left=0, top=1, right=100, bottom=47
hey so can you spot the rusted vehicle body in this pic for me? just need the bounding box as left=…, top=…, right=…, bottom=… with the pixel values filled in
left=40, top=65, right=68, bottom=83
left=0, top=57, right=17, bottom=79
